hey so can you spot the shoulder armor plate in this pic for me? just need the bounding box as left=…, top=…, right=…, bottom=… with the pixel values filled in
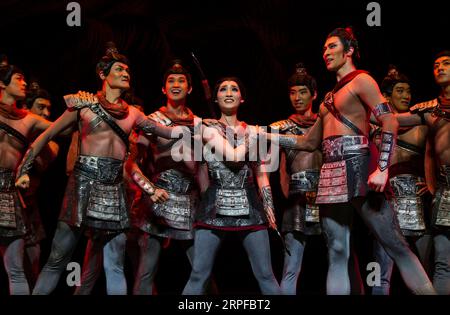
left=410, top=99, right=438, bottom=114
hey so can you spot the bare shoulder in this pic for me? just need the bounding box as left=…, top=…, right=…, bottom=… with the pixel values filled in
left=129, top=105, right=145, bottom=121
left=25, top=111, right=42, bottom=121
left=409, top=99, right=438, bottom=113
left=26, top=112, right=49, bottom=125
left=352, top=73, right=378, bottom=89
left=318, top=102, right=328, bottom=117
left=128, top=105, right=140, bottom=115
left=350, top=73, right=384, bottom=104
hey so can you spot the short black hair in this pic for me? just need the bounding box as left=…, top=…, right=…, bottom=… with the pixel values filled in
left=288, top=63, right=317, bottom=95
left=163, top=59, right=192, bottom=88
left=25, top=82, right=51, bottom=109
left=380, top=65, right=410, bottom=96
left=213, top=76, right=247, bottom=102
left=327, top=27, right=360, bottom=62
left=0, top=54, right=24, bottom=86
left=96, top=42, right=129, bottom=77
left=434, top=50, right=450, bottom=62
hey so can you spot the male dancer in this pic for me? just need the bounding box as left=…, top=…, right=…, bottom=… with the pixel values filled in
left=270, top=64, right=322, bottom=294
left=15, top=43, right=187, bottom=295
left=0, top=56, right=51, bottom=294
left=129, top=60, right=206, bottom=294
left=73, top=103, right=148, bottom=295
left=371, top=68, right=432, bottom=294
left=262, top=28, right=435, bottom=294
left=22, top=82, right=59, bottom=287
left=395, top=51, right=450, bottom=294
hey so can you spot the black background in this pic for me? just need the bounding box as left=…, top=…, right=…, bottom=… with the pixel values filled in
left=0, top=0, right=448, bottom=295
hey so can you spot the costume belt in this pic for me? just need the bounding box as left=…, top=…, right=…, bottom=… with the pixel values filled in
left=75, top=155, right=123, bottom=184
left=289, top=169, right=320, bottom=193
left=322, top=135, right=369, bottom=162
left=154, top=169, right=194, bottom=194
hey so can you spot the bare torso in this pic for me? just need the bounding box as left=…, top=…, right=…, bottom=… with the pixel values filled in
left=374, top=124, right=428, bottom=165
left=283, top=125, right=322, bottom=173
left=0, top=114, right=43, bottom=169
left=142, top=115, right=201, bottom=176
left=426, top=114, right=450, bottom=166
left=320, top=81, right=371, bottom=139
left=78, top=106, right=142, bottom=160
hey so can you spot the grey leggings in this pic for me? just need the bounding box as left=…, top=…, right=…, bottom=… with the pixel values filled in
left=24, top=243, right=41, bottom=289
left=372, top=233, right=433, bottom=295
left=0, top=238, right=30, bottom=294
left=433, top=232, right=450, bottom=294
left=73, top=232, right=127, bottom=295
left=280, top=231, right=365, bottom=295
left=321, top=193, right=435, bottom=295
left=132, top=233, right=195, bottom=295
left=280, top=232, right=306, bottom=295
left=33, top=221, right=127, bottom=295
left=183, top=228, right=281, bottom=295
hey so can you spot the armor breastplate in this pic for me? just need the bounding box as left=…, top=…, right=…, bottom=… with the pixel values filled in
left=202, top=121, right=256, bottom=217
left=210, top=168, right=254, bottom=216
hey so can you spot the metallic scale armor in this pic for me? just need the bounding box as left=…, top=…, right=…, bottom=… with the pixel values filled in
left=0, top=168, right=28, bottom=237
left=60, top=155, right=129, bottom=233
left=433, top=165, right=450, bottom=228
left=316, top=135, right=370, bottom=204
left=271, top=118, right=321, bottom=235
left=409, top=99, right=450, bottom=228
left=389, top=175, right=426, bottom=233
left=373, top=127, right=428, bottom=236
left=140, top=168, right=197, bottom=240
left=138, top=109, right=199, bottom=240
left=195, top=120, right=267, bottom=229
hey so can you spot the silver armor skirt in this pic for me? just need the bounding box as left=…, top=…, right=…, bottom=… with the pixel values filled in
left=0, top=168, right=28, bottom=238
left=140, top=169, right=197, bottom=240
left=282, top=169, right=321, bottom=235
left=433, top=165, right=450, bottom=228
left=59, top=155, right=129, bottom=233
left=316, top=135, right=370, bottom=204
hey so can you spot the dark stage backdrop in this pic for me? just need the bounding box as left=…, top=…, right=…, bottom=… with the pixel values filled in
left=0, top=0, right=448, bottom=295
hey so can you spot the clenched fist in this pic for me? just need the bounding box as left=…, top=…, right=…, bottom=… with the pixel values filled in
left=15, top=174, right=30, bottom=189
left=150, top=188, right=169, bottom=203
